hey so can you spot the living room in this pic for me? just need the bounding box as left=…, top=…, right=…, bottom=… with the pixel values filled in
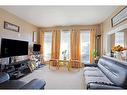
left=0, top=1, right=127, bottom=94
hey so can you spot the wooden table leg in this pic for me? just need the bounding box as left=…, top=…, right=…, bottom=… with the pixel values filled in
left=49, top=59, right=59, bottom=70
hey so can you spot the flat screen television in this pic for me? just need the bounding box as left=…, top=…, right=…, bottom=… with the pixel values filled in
left=33, top=44, right=41, bottom=52
left=0, top=38, right=28, bottom=58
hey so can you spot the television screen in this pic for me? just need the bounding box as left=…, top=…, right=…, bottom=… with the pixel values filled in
left=33, top=44, right=41, bottom=51
left=0, top=38, right=28, bottom=58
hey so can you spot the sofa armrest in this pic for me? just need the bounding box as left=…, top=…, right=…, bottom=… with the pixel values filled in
left=87, top=82, right=122, bottom=89
left=0, top=72, right=10, bottom=84
left=20, top=79, right=46, bottom=89
left=84, top=63, right=98, bottom=67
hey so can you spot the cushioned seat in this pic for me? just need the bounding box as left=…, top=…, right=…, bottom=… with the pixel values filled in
left=84, top=69, right=105, bottom=77
left=84, top=67, right=99, bottom=71
left=21, top=79, right=46, bottom=89
left=0, top=80, right=25, bottom=89
left=85, top=75, right=112, bottom=85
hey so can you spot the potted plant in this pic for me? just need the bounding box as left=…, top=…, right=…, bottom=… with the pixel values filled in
left=62, top=50, right=67, bottom=60
left=92, top=49, right=98, bottom=63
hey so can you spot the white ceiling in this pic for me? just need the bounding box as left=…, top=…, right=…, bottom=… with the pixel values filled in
left=1, top=6, right=117, bottom=27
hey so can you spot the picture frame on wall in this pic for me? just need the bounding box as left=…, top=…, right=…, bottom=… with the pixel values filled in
left=111, top=6, right=127, bottom=27
left=4, top=21, right=20, bottom=32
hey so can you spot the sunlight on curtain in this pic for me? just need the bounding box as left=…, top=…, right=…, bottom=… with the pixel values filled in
left=60, top=30, right=70, bottom=60
left=44, top=32, right=52, bottom=61
left=80, top=31, right=90, bottom=64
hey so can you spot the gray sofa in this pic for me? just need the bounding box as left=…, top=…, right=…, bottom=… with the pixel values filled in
left=0, top=72, right=46, bottom=89
left=84, top=56, right=127, bottom=89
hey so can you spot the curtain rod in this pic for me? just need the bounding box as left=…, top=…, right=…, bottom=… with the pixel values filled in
left=39, top=25, right=99, bottom=31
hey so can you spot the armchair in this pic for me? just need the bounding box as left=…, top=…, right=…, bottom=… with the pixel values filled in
left=69, top=60, right=82, bottom=71
left=49, top=59, right=59, bottom=69
left=0, top=72, right=46, bottom=89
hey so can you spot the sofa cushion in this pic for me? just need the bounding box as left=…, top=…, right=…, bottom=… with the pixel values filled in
left=98, top=56, right=127, bottom=88
left=87, top=82, right=122, bottom=89
left=0, top=80, right=25, bottom=89
left=84, top=75, right=113, bottom=85
left=84, top=67, right=99, bottom=71
left=21, top=79, right=46, bottom=89
left=84, top=69, right=105, bottom=77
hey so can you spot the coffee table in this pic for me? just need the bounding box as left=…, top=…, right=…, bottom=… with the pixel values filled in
left=58, top=60, right=70, bottom=71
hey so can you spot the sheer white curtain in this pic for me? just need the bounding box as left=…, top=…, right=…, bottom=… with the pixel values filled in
left=60, top=30, right=70, bottom=60
left=80, top=30, right=90, bottom=64
left=43, top=32, right=52, bottom=61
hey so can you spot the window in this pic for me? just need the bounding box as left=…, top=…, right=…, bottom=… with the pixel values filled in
left=43, top=32, right=52, bottom=61
left=115, top=32, right=124, bottom=47
left=60, top=30, right=70, bottom=60
left=80, top=31, right=90, bottom=64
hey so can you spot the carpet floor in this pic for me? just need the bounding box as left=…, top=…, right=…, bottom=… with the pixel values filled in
left=19, top=65, right=85, bottom=89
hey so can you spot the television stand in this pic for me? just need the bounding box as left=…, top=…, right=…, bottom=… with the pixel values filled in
left=3, top=59, right=31, bottom=80
left=11, top=71, right=25, bottom=79
left=9, top=56, right=17, bottom=64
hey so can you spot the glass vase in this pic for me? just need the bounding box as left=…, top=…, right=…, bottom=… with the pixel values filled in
left=115, top=52, right=122, bottom=60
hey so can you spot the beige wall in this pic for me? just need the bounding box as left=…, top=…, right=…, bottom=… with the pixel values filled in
left=102, top=6, right=127, bottom=54
left=0, top=8, right=38, bottom=48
